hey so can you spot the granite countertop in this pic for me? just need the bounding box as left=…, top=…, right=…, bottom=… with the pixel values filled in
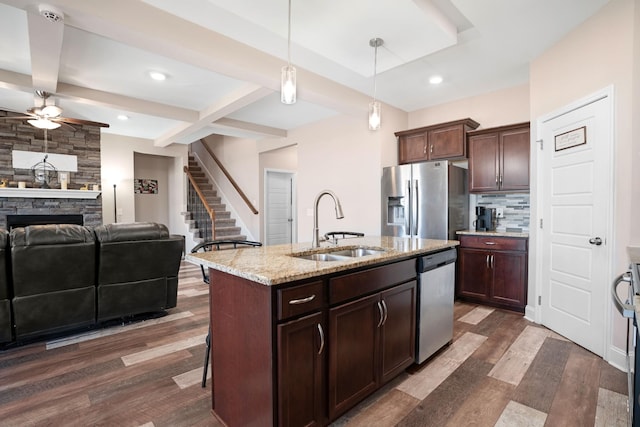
left=456, top=230, right=529, bottom=238
left=186, top=236, right=458, bottom=286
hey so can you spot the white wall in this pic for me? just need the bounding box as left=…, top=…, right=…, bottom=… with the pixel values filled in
left=100, top=134, right=193, bottom=249
left=529, top=0, right=637, bottom=359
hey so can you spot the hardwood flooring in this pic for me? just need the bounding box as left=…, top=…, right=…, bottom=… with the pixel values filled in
left=0, top=262, right=628, bottom=426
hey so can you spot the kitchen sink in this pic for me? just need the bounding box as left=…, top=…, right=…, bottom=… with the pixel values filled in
left=292, top=246, right=386, bottom=261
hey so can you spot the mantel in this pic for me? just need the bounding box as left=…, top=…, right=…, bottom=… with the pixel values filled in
left=0, top=187, right=101, bottom=199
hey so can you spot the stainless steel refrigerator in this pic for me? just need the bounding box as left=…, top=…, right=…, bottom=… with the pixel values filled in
left=381, top=160, right=468, bottom=240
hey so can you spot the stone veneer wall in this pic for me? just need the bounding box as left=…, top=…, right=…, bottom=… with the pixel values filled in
left=0, top=110, right=103, bottom=227
left=476, top=193, right=530, bottom=232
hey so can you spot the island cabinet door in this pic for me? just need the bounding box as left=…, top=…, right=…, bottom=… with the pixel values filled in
left=328, top=293, right=380, bottom=421
left=277, top=311, right=327, bottom=427
left=379, top=280, right=416, bottom=384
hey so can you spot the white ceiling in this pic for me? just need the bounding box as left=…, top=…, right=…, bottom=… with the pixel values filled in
left=0, top=0, right=611, bottom=146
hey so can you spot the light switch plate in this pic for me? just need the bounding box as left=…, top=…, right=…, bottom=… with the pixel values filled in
left=496, top=208, right=504, bottom=218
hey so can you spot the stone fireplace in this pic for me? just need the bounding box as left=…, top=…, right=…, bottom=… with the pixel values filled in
left=0, top=109, right=103, bottom=228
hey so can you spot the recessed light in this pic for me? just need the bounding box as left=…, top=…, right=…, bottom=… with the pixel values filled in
left=148, top=71, right=167, bottom=81
left=429, top=75, right=443, bottom=85
left=117, top=114, right=129, bottom=121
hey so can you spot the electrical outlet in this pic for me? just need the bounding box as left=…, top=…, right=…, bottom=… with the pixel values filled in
left=496, top=208, right=504, bottom=218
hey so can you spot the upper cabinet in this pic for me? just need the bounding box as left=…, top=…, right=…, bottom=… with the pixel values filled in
left=468, top=122, right=530, bottom=193
left=396, top=118, right=480, bottom=164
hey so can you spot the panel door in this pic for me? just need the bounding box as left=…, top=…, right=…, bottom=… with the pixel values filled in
left=328, top=293, right=380, bottom=421
left=468, top=133, right=500, bottom=192
left=428, top=124, right=465, bottom=159
left=265, top=170, right=295, bottom=245
left=277, top=312, right=326, bottom=427
left=500, top=127, right=531, bottom=191
left=399, top=133, right=428, bottom=164
left=491, top=251, right=527, bottom=310
left=379, top=281, right=416, bottom=383
left=457, top=248, right=491, bottom=300
left=539, top=92, right=612, bottom=357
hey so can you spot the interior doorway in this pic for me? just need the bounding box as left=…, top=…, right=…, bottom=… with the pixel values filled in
left=536, top=87, right=613, bottom=357
left=264, top=169, right=296, bottom=245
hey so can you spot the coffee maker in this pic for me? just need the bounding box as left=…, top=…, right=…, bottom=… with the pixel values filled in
left=474, top=207, right=497, bottom=232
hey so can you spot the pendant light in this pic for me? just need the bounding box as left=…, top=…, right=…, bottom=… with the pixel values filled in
left=368, top=38, right=383, bottom=130
left=281, top=0, right=296, bottom=104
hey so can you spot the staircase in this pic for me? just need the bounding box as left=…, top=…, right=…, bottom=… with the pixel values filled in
left=185, top=155, right=246, bottom=243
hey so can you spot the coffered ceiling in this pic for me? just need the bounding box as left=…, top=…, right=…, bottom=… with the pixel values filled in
left=0, top=0, right=611, bottom=146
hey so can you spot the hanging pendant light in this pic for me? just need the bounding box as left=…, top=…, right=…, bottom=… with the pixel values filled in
left=368, top=38, right=383, bottom=131
left=281, top=0, right=296, bottom=104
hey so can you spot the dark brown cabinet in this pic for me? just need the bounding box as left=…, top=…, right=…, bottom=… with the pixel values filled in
left=457, top=235, right=528, bottom=312
left=328, top=280, right=415, bottom=420
left=396, top=118, right=479, bottom=164
left=467, top=122, right=530, bottom=193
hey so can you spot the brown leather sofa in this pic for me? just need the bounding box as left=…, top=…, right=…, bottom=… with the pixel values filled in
left=93, top=222, right=183, bottom=322
left=10, top=224, right=96, bottom=340
left=0, top=230, right=11, bottom=343
left=2, top=222, right=183, bottom=344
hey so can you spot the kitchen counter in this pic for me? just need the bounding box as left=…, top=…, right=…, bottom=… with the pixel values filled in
left=456, top=230, right=529, bottom=238
left=186, top=236, right=458, bottom=286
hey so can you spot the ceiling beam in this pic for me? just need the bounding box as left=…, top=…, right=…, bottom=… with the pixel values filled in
left=211, top=118, right=287, bottom=138
left=56, top=82, right=198, bottom=122
left=26, top=7, right=64, bottom=93
left=154, top=84, right=273, bottom=147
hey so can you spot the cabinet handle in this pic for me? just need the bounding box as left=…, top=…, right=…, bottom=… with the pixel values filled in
left=484, top=241, right=496, bottom=245
left=499, top=175, right=503, bottom=185
left=429, top=144, right=433, bottom=154
left=376, top=301, right=384, bottom=328
left=495, top=175, right=498, bottom=185
left=317, top=323, right=325, bottom=355
left=486, top=255, right=490, bottom=269
left=288, top=295, right=315, bottom=305
left=381, top=300, right=388, bottom=326
left=423, top=144, right=427, bottom=155
left=490, top=254, right=495, bottom=269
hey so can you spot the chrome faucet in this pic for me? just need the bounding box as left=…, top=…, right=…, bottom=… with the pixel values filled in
left=312, top=190, right=344, bottom=248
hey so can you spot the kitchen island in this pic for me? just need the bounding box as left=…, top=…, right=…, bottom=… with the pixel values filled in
left=187, top=236, right=458, bottom=426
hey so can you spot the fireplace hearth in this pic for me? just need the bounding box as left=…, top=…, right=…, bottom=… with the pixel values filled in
left=6, top=214, right=84, bottom=230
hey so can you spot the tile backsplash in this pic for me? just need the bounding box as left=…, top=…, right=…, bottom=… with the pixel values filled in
left=473, top=193, right=530, bottom=232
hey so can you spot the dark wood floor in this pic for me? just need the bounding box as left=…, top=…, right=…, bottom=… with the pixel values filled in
left=0, top=262, right=628, bottom=426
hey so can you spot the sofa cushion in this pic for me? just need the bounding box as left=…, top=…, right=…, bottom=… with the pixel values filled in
left=93, top=222, right=169, bottom=243
left=12, top=287, right=95, bottom=339
left=10, top=225, right=96, bottom=296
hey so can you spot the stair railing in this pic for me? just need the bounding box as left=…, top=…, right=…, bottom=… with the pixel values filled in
left=199, top=139, right=259, bottom=215
left=184, top=166, right=216, bottom=241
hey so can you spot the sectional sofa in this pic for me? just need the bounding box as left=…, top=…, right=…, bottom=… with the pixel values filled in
left=0, top=222, right=183, bottom=345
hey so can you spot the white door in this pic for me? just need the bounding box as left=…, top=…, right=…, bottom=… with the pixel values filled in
left=538, top=90, right=612, bottom=357
left=265, top=170, right=295, bottom=245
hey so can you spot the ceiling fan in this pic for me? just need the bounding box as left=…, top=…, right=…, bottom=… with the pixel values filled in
left=4, top=90, right=109, bottom=130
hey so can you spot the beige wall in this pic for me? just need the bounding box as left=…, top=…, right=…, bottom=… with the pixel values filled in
left=100, top=133, right=192, bottom=246
left=408, top=84, right=530, bottom=130
left=529, top=0, right=637, bottom=360
left=133, top=153, right=171, bottom=226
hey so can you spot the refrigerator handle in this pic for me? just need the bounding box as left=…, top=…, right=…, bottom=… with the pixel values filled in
left=406, top=180, right=412, bottom=236
left=414, top=180, right=419, bottom=236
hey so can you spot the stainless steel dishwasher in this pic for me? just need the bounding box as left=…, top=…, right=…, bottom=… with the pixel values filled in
left=416, top=248, right=457, bottom=364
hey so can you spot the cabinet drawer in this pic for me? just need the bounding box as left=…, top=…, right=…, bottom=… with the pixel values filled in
left=277, top=281, right=325, bottom=320
left=329, top=259, right=416, bottom=305
left=459, top=235, right=527, bottom=251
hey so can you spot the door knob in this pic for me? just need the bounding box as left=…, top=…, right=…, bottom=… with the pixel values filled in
left=589, top=237, right=603, bottom=246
